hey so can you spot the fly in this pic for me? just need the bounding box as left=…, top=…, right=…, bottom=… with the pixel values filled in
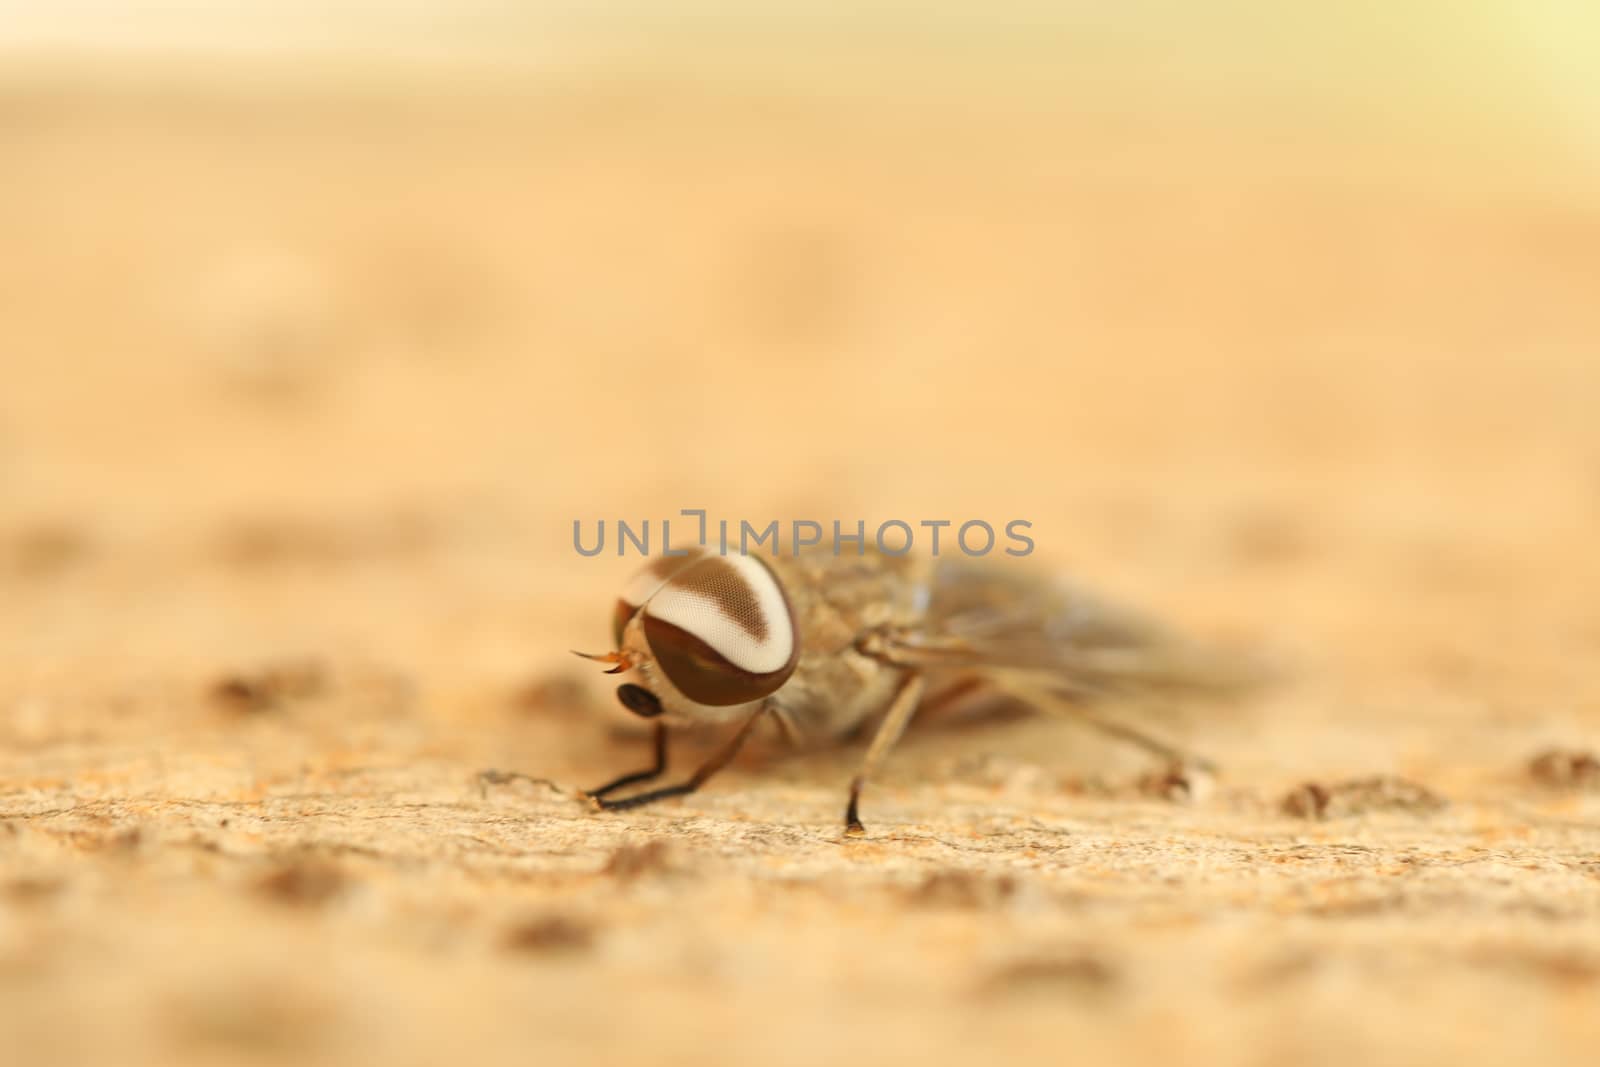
left=570, top=547, right=1250, bottom=834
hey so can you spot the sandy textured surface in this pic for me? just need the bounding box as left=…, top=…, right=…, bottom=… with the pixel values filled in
left=4, top=32, right=1600, bottom=1067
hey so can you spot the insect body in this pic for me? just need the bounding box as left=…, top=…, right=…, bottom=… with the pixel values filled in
left=576, top=547, right=1240, bottom=833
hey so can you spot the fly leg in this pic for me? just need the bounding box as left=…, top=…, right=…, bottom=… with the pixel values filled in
left=844, top=672, right=927, bottom=835
left=1063, top=702, right=1217, bottom=773
left=593, top=709, right=764, bottom=812
left=586, top=720, right=669, bottom=799
left=989, top=673, right=1216, bottom=773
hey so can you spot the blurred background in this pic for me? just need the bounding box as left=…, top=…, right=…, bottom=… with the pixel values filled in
left=3, top=4, right=1600, bottom=1065
left=4, top=2, right=1599, bottom=679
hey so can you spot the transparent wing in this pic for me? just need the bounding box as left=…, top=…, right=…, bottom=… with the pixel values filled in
left=880, top=558, right=1264, bottom=706
left=865, top=559, right=1266, bottom=768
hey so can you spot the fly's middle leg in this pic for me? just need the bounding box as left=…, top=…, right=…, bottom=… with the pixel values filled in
left=844, top=672, right=927, bottom=835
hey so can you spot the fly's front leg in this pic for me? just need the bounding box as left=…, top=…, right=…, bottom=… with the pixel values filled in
left=586, top=720, right=669, bottom=799
left=593, top=708, right=765, bottom=812
left=844, top=672, right=926, bottom=835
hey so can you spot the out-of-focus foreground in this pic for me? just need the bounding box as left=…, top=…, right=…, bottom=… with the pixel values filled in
left=3, top=6, right=1600, bottom=1066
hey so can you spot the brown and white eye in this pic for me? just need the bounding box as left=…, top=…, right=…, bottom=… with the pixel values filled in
left=640, top=554, right=799, bottom=706
left=611, top=549, right=703, bottom=646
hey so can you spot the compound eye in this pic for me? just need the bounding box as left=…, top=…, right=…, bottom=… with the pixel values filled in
left=612, top=550, right=703, bottom=646
left=641, top=555, right=799, bottom=706
left=615, top=683, right=663, bottom=718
